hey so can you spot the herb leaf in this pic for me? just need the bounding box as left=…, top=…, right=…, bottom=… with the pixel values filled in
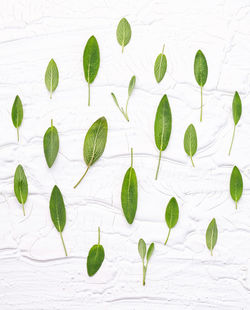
left=49, top=185, right=67, bottom=256
left=121, top=148, right=138, bottom=224
left=14, top=164, right=28, bottom=216
left=184, top=124, right=197, bottom=167
left=194, top=50, right=208, bottom=121
left=154, top=94, right=172, bottom=180
left=74, top=117, right=108, bottom=188
left=11, top=95, right=23, bottom=142
left=45, top=59, right=59, bottom=99
left=83, top=36, right=100, bottom=106
left=87, top=227, right=105, bottom=276
left=116, top=18, right=131, bottom=53
left=146, top=243, right=154, bottom=262
left=138, top=238, right=146, bottom=261
left=138, top=238, right=154, bottom=286
left=164, top=197, right=179, bottom=245
left=206, top=218, right=218, bottom=256
left=229, top=91, right=242, bottom=155
left=230, top=166, right=243, bottom=209
left=154, top=44, right=167, bottom=83
left=43, top=119, right=59, bottom=168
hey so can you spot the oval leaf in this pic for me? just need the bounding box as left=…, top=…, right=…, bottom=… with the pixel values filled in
left=83, top=36, right=100, bottom=85
left=184, top=124, right=197, bottom=167
left=146, top=243, right=154, bottom=262
left=232, top=91, right=242, bottom=125
left=206, top=218, right=218, bottom=256
left=14, top=164, right=28, bottom=215
left=194, top=50, right=208, bottom=87
left=45, top=59, right=59, bottom=99
left=49, top=185, right=66, bottom=233
left=43, top=120, right=59, bottom=168
left=138, top=238, right=146, bottom=261
left=230, top=166, right=243, bottom=209
left=154, top=45, right=167, bottom=83
left=11, top=95, right=23, bottom=142
left=165, top=197, right=179, bottom=229
left=116, top=18, right=131, bottom=53
left=128, top=75, right=136, bottom=97
left=87, top=245, right=105, bottom=276
left=121, top=149, right=138, bottom=224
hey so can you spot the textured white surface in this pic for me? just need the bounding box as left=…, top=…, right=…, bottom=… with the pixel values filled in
left=1, top=0, right=250, bottom=309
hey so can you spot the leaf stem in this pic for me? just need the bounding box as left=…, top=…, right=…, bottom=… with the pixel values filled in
left=190, top=155, right=195, bottom=167
left=60, top=231, right=68, bottom=257
left=164, top=229, right=171, bottom=245
left=228, top=124, right=236, bottom=156
left=200, top=87, right=203, bottom=122
left=88, top=82, right=90, bottom=106
left=51, top=119, right=53, bottom=127
left=131, top=148, right=133, bottom=168
left=235, top=200, right=238, bottom=210
left=210, top=248, right=213, bottom=256
left=125, top=97, right=129, bottom=121
left=17, top=127, right=19, bottom=142
left=98, top=226, right=100, bottom=245
left=143, top=264, right=146, bottom=286
left=122, top=44, right=124, bottom=53
left=73, top=165, right=90, bottom=189
left=162, top=44, right=165, bottom=54
left=22, top=203, right=25, bottom=216
left=50, top=90, right=52, bottom=99
left=155, top=150, right=162, bottom=180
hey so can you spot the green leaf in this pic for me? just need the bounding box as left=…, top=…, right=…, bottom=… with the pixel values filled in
left=43, top=119, right=59, bottom=168
left=146, top=243, right=154, bottom=261
left=206, top=218, right=218, bottom=256
left=49, top=185, right=67, bottom=256
left=83, top=36, right=100, bottom=106
left=138, top=238, right=146, bottom=261
left=230, top=166, right=243, bottom=209
left=154, top=94, right=172, bottom=180
left=45, top=59, right=59, bottom=99
left=165, top=197, right=179, bottom=229
left=116, top=18, right=131, bottom=53
left=121, top=148, right=138, bottom=224
left=229, top=92, right=242, bottom=156
left=87, top=227, right=105, bottom=276
left=184, top=124, right=197, bottom=167
left=11, top=95, right=23, bottom=142
left=74, top=117, right=108, bottom=188
left=194, top=50, right=208, bottom=121
left=14, top=164, right=28, bottom=216
left=154, top=44, right=167, bottom=83
left=128, top=75, right=136, bottom=97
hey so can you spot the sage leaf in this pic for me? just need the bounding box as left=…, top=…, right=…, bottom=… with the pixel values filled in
left=49, top=185, right=67, bottom=256
left=116, top=18, right=131, bottom=53
left=138, top=238, right=146, bottom=261
left=11, top=95, right=23, bottom=142
left=164, top=197, right=179, bottom=245
left=43, top=119, right=59, bottom=168
left=230, top=166, right=243, bottom=209
left=87, top=227, right=105, bottom=276
left=121, top=148, right=138, bottom=224
left=184, top=124, right=197, bottom=167
left=194, top=50, right=208, bottom=121
left=83, top=35, right=100, bottom=106
left=111, top=75, right=136, bottom=122
left=154, top=44, right=167, bottom=83
left=229, top=91, right=242, bottom=155
left=45, top=59, right=59, bottom=99
left=138, top=238, right=154, bottom=286
left=154, top=94, right=172, bottom=180
left=14, top=164, right=28, bottom=216
left=206, top=218, right=218, bottom=256
left=74, top=117, right=108, bottom=188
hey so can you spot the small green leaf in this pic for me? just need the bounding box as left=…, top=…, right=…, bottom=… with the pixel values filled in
left=49, top=185, right=67, bottom=256
left=146, top=243, right=154, bottom=261
left=229, top=92, right=242, bottom=156
left=74, top=117, right=108, bottom=188
left=206, top=218, right=218, bottom=256
left=45, top=59, right=59, bottom=99
left=14, top=164, right=28, bottom=216
left=230, top=166, right=243, bottom=209
left=138, top=238, right=146, bottom=261
left=184, top=124, right=197, bottom=167
left=154, top=44, right=167, bottom=83
left=116, top=18, right=131, bottom=53
left=11, top=95, right=23, bottom=142
left=194, top=50, right=208, bottom=121
left=87, top=227, right=105, bottom=276
left=164, top=197, right=179, bottom=245
left=154, top=94, right=172, bottom=180
left=128, top=75, right=136, bottom=97
left=43, top=119, right=59, bottom=168
left=83, top=36, right=100, bottom=106
left=121, top=148, right=138, bottom=224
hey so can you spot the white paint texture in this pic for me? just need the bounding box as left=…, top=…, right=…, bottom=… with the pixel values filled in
left=0, top=0, right=250, bottom=308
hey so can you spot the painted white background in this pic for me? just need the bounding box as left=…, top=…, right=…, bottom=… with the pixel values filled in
left=0, top=0, right=250, bottom=309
